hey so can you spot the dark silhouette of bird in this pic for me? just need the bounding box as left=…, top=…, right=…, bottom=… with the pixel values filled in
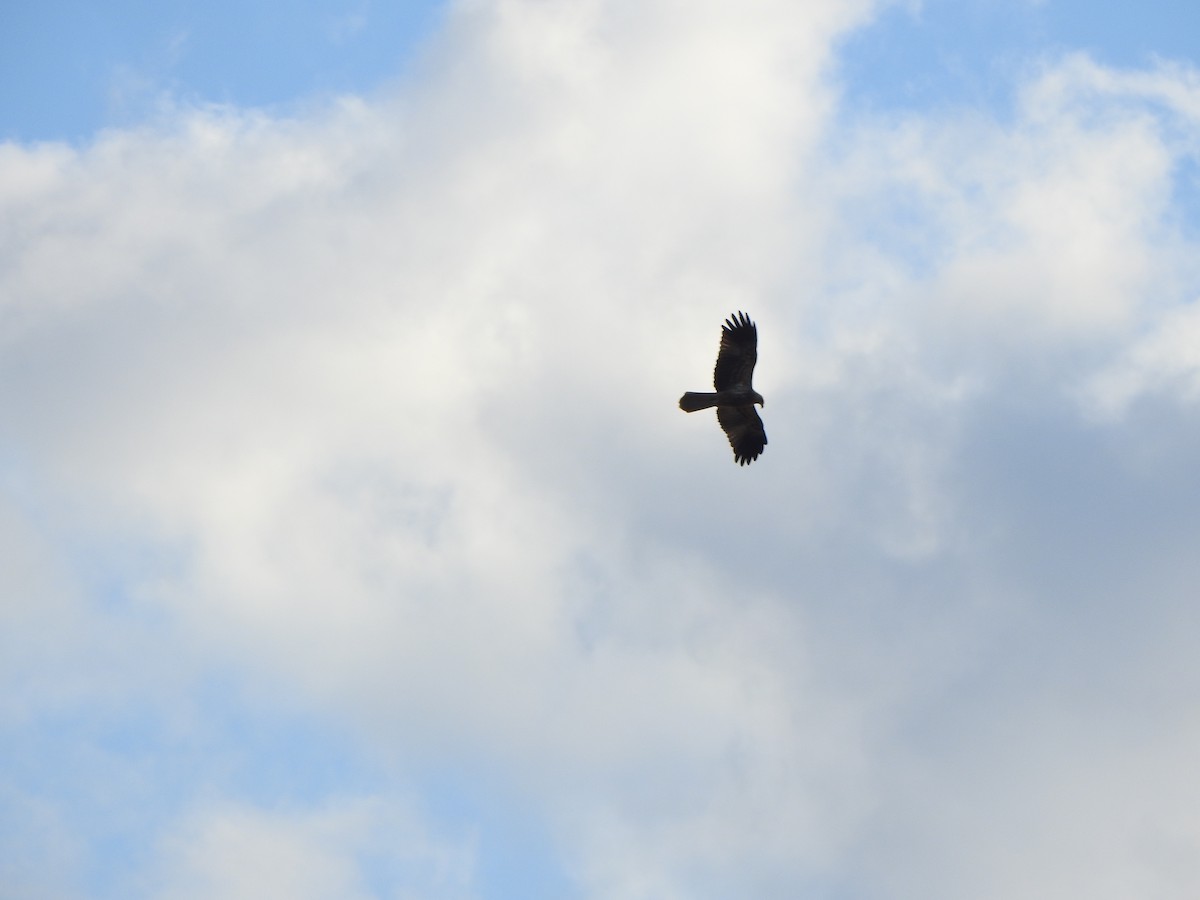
left=679, top=311, right=766, bottom=465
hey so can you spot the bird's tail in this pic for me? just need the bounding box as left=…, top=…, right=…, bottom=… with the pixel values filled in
left=679, top=392, right=719, bottom=412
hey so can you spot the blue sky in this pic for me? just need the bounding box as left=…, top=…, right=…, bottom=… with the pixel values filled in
left=4, top=1, right=1200, bottom=898
left=840, top=0, right=1200, bottom=112
left=5, top=1, right=1200, bottom=143
left=1, top=0, right=446, bottom=141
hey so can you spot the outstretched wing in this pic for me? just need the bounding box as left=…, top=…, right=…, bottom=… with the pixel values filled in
left=717, top=405, right=767, bottom=466
left=713, top=311, right=757, bottom=391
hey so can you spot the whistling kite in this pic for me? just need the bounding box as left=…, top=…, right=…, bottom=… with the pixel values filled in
left=679, top=311, right=766, bottom=465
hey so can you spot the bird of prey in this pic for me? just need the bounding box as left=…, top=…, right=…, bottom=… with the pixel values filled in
left=679, top=311, right=767, bottom=465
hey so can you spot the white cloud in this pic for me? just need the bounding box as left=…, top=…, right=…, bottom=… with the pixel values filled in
left=5, top=1, right=1200, bottom=897
left=1080, top=302, right=1200, bottom=416
left=148, top=797, right=475, bottom=900
left=825, top=55, right=1200, bottom=353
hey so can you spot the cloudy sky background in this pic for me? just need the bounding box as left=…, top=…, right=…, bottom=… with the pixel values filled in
left=5, top=0, right=1200, bottom=897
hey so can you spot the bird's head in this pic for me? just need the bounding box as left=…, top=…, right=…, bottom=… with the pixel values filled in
left=753, top=391, right=764, bottom=407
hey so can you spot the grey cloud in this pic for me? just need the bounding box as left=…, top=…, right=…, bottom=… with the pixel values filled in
left=4, top=3, right=1200, bottom=897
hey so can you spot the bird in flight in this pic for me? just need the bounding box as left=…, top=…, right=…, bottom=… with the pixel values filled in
left=679, top=311, right=767, bottom=465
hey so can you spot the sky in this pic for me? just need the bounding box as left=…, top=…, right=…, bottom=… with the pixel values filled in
left=4, top=0, right=1200, bottom=898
